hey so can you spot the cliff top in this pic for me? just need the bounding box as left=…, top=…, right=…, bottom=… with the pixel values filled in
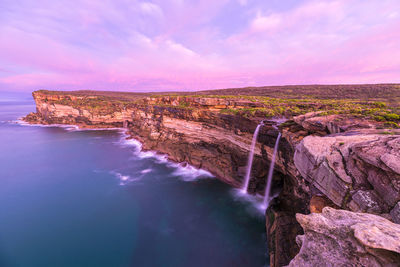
left=36, top=83, right=400, bottom=102
left=32, top=84, right=400, bottom=128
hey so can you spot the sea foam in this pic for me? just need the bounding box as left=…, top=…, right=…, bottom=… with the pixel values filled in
left=18, top=118, right=268, bottom=213
left=19, top=120, right=215, bottom=183
left=110, top=171, right=141, bottom=186
left=117, top=132, right=214, bottom=181
left=16, top=119, right=122, bottom=132
left=169, top=162, right=213, bottom=181
left=231, top=188, right=267, bottom=216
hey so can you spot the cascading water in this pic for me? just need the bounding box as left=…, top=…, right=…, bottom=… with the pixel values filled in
left=241, top=123, right=263, bottom=193
left=262, top=132, right=282, bottom=208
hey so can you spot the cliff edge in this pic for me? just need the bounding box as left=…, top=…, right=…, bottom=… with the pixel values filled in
left=23, top=87, right=400, bottom=266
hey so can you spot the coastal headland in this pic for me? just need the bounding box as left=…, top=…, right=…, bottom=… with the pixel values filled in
left=24, top=84, right=400, bottom=266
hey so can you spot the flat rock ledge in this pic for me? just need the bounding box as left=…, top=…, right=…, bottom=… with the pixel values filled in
left=287, top=207, right=400, bottom=267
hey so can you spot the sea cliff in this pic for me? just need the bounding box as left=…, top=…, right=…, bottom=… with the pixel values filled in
left=24, top=87, right=400, bottom=266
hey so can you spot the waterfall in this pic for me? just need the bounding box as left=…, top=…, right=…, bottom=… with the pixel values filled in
left=241, top=123, right=263, bottom=193
left=263, top=132, right=282, bottom=208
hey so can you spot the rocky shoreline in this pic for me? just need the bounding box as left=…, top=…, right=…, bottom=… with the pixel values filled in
left=23, top=90, right=400, bottom=266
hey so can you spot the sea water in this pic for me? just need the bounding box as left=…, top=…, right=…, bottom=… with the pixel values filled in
left=0, top=93, right=267, bottom=267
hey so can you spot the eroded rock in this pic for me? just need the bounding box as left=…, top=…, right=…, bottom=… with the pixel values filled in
left=287, top=207, right=400, bottom=267
left=391, top=202, right=400, bottom=224
left=294, top=112, right=376, bottom=134
left=24, top=92, right=400, bottom=267
left=294, top=133, right=400, bottom=221
left=23, top=91, right=289, bottom=190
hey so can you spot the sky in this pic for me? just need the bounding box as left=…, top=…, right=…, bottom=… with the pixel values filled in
left=0, top=0, right=400, bottom=92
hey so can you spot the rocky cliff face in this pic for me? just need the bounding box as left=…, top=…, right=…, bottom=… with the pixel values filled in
left=24, top=90, right=400, bottom=267
left=25, top=91, right=288, bottom=189
left=294, top=134, right=400, bottom=222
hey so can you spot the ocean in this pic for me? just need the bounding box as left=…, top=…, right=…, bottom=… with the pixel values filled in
left=0, top=93, right=267, bottom=267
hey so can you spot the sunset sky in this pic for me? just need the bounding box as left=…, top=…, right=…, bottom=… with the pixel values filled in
left=1, top=0, right=399, bottom=92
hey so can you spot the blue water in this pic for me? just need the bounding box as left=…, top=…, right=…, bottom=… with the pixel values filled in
left=0, top=94, right=267, bottom=267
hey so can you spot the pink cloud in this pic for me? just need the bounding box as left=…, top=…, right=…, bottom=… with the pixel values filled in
left=0, top=0, right=399, bottom=92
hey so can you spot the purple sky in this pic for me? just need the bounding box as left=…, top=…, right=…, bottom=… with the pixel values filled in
left=1, top=0, right=400, bottom=92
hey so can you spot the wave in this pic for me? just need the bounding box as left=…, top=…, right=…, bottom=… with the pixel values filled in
left=169, top=162, right=213, bottom=181
left=16, top=119, right=125, bottom=133
left=116, top=132, right=214, bottom=181
left=115, top=135, right=142, bottom=153
left=68, top=127, right=122, bottom=132
left=1, top=120, right=16, bottom=124
left=16, top=117, right=270, bottom=214
left=140, top=169, right=152, bottom=174
left=110, top=171, right=141, bottom=186
left=18, top=119, right=215, bottom=182
left=16, top=119, right=80, bottom=131
left=137, top=151, right=170, bottom=165
left=117, top=134, right=168, bottom=162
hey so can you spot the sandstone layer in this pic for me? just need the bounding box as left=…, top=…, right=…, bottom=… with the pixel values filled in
left=23, top=90, right=400, bottom=267
left=294, top=134, right=400, bottom=222
left=287, top=207, right=400, bottom=267
left=24, top=91, right=288, bottom=189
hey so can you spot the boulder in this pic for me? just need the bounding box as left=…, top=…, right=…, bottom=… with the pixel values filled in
left=287, top=207, right=400, bottom=267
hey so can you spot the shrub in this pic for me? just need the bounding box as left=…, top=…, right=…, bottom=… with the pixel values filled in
left=383, top=113, right=400, bottom=121
left=373, top=101, right=387, bottom=108
left=384, top=121, right=399, bottom=128
left=373, top=115, right=386, bottom=121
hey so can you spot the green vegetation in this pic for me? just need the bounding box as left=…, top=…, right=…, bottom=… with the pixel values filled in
left=384, top=121, right=399, bottom=129
left=50, top=96, right=137, bottom=115
left=35, top=84, right=400, bottom=125
left=213, top=96, right=399, bottom=123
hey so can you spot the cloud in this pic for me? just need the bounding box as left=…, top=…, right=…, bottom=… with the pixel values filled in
left=0, top=0, right=400, bottom=92
left=165, top=39, right=196, bottom=56
left=237, top=0, right=247, bottom=6
left=251, top=13, right=282, bottom=32
left=140, top=2, right=163, bottom=17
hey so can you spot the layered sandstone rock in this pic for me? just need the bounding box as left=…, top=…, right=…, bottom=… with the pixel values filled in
left=24, top=91, right=400, bottom=267
left=24, top=91, right=287, bottom=190
left=287, top=207, right=400, bottom=267
left=293, top=112, right=377, bottom=134
left=294, top=133, right=400, bottom=222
